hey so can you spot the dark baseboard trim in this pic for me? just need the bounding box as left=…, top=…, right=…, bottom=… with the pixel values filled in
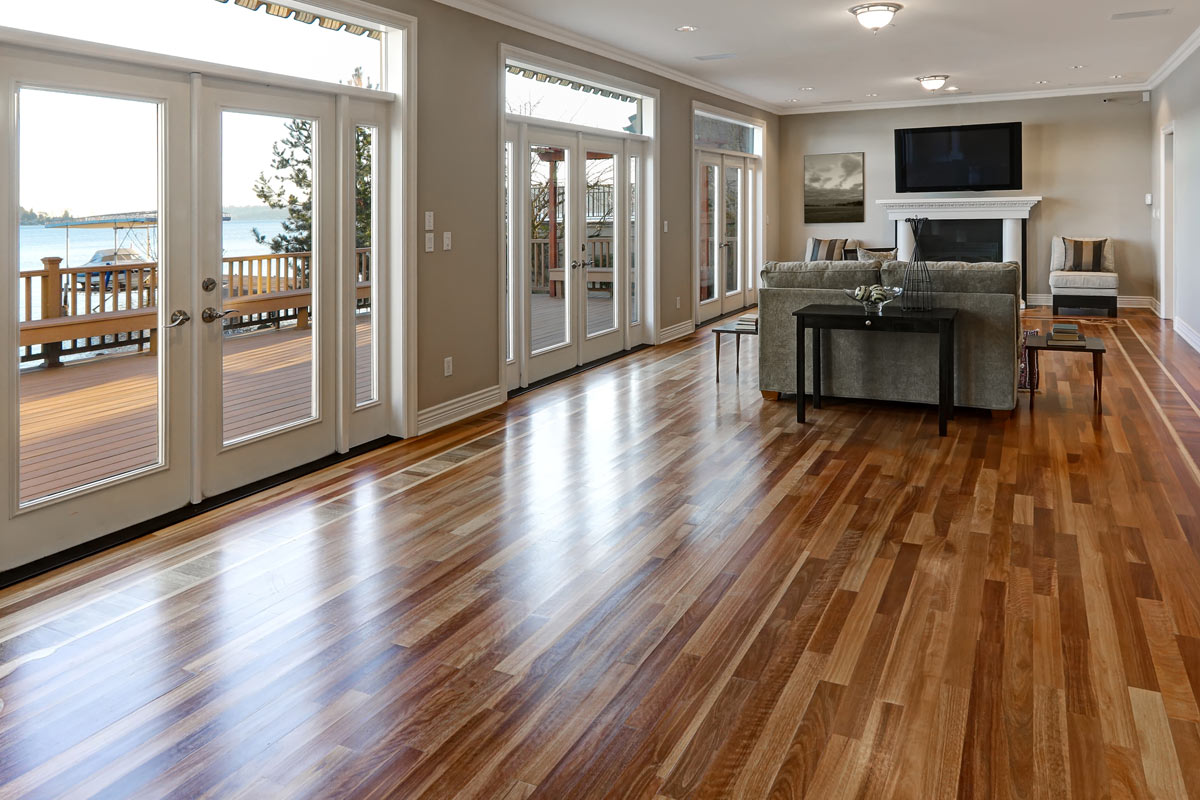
left=508, top=344, right=651, bottom=399
left=0, top=435, right=401, bottom=590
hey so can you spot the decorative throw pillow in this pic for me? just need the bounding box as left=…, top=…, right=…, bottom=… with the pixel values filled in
left=858, top=248, right=897, bottom=262
left=1062, top=237, right=1108, bottom=271
left=809, top=238, right=848, bottom=261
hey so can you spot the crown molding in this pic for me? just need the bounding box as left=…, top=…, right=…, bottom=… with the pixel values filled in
left=426, top=0, right=776, bottom=114
left=780, top=83, right=1149, bottom=115
left=1148, top=22, right=1200, bottom=88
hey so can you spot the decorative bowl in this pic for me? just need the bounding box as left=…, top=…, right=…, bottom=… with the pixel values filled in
left=844, top=285, right=903, bottom=315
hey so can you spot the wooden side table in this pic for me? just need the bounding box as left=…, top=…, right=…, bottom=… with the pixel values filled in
left=1022, top=334, right=1106, bottom=411
left=711, top=324, right=758, bottom=383
left=793, top=305, right=957, bottom=436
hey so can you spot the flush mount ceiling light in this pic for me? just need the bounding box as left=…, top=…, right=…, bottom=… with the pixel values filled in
left=848, top=3, right=903, bottom=32
left=675, top=25, right=698, bottom=32
left=916, top=75, right=949, bottom=91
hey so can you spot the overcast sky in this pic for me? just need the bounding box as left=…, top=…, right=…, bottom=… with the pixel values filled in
left=805, top=153, right=864, bottom=192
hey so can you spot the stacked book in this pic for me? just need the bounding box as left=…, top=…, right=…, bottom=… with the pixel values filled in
left=736, top=314, right=759, bottom=332
left=1047, top=322, right=1086, bottom=348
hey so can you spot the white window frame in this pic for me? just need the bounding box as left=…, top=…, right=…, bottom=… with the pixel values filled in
left=498, top=45, right=660, bottom=391
left=691, top=102, right=766, bottom=322
left=0, top=0, right=417, bottom=571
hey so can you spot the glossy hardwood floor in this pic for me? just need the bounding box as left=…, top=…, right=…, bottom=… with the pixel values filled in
left=2, top=308, right=1200, bottom=799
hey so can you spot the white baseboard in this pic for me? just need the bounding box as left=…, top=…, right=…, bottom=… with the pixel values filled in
left=1177, top=317, right=1200, bottom=355
left=1026, top=294, right=1158, bottom=310
left=416, top=385, right=505, bottom=435
left=656, top=319, right=696, bottom=344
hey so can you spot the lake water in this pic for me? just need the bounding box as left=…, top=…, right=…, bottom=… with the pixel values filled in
left=19, top=219, right=286, bottom=270
left=18, top=219, right=287, bottom=322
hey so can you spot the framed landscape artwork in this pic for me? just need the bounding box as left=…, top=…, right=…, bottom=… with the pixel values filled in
left=804, top=152, right=865, bottom=223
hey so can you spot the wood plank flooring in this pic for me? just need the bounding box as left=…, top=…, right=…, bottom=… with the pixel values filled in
left=18, top=319, right=373, bottom=504
left=3, top=308, right=1200, bottom=798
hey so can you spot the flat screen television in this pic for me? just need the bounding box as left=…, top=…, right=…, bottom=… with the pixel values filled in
left=894, top=121, right=1022, bottom=192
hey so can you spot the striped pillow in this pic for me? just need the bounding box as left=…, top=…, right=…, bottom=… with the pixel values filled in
left=1062, top=237, right=1108, bottom=272
left=809, top=238, right=848, bottom=261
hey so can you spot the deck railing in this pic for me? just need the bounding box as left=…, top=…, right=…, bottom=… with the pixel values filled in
left=18, top=248, right=371, bottom=367
left=530, top=237, right=613, bottom=293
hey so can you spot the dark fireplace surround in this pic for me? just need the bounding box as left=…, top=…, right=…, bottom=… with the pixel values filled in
left=916, top=219, right=1004, bottom=263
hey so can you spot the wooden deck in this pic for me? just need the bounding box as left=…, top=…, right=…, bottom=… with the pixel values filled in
left=531, top=291, right=616, bottom=352
left=18, top=318, right=373, bottom=504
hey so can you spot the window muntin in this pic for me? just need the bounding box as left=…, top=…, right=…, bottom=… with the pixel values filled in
left=5, top=0, right=384, bottom=89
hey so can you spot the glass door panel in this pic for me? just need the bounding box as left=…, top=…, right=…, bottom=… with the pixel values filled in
left=530, top=143, right=570, bottom=354
left=219, top=111, right=317, bottom=444
left=629, top=154, right=640, bottom=326
left=722, top=160, right=745, bottom=313
left=354, top=124, right=378, bottom=407
left=584, top=150, right=617, bottom=338
left=699, top=163, right=717, bottom=305
left=17, top=88, right=163, bottom=505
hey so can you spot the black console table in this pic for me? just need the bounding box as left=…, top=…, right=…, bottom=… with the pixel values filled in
left=793, top=305, right=958, bottom=436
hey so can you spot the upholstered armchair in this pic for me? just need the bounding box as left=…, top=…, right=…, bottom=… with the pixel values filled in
left=1049, top=237, right=1118, bottom=317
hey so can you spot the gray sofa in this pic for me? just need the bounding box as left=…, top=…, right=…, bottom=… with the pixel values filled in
left=758, top=260, right=1020, bottom=411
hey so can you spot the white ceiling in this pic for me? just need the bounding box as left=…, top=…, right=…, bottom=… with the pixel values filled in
left=466, top=0, right=1200, bottom=113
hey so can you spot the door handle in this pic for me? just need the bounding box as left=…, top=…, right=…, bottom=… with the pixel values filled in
left=164, top=310, right=191, bottom=328
left=570, top=260, right=581, bottom=269
left=201, top=307, right=241, bottom=323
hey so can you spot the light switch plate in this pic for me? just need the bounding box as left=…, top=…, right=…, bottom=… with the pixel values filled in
left=424, top=211, right=434, bottom=231
left=443, top=231, right=452, bottom=251
left=424, top=233, right=435, bottom=253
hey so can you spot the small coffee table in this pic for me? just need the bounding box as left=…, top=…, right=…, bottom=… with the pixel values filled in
left=1023, top=334, right=1106, bottom=411
left=712, top=323, right=758, bottom=383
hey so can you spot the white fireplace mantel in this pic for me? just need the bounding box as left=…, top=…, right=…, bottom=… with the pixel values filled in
left=876, top=196, right=1042, bottom=222
left=875, top=197, right=1042, bottom=300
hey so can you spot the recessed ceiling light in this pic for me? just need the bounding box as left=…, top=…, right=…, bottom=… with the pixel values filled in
left=1110, top=74, right=1124, bottom=79
left=1071, top=64, right=1086, bottom=69
left=944, top=86, right=960, bottom=92
left=675, top=25, right=698, bottom=32
left=799, top=86, right=815, bottom=91
left=916, top=75, right=949, bottom=91
left=848, top=2, right=903, bottom=32
left=786, top=98, right=800, bottom=103
left=866, top=92, right=879, bottom=97
left=1034, top=80, right=1049, bottom=85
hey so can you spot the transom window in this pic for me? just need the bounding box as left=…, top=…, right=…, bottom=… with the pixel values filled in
left=4, top=0, right=384, bottom=89
left=694, top=110, right=762, bottom=156
left=505, top=62, right=643, bottom=134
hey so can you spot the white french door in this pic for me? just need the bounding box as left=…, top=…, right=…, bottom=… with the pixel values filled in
left=198, top=80, right=338, bottom=496
left=1, top=48, right=397, bottom=574
left=508, top=122, right=645, bottom=387
left=696, top=152, right=755, bottom=323
left=1, top=51, right=194, bottom=570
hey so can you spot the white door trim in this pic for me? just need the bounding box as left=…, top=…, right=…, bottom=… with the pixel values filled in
left=1160, top=122, right=1176, bottom=321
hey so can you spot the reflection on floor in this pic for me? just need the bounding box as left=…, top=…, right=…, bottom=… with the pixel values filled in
left=5, top=312, right=1200, bottom=796
left=18, top=318, right=373, bottom=504
left=530, top=291, right=616, bottom=353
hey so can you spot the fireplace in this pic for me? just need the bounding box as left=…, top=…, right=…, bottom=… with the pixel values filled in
left=876, top=196, right=1042, bottom=304
left=917, top=219, right=1003, bottom=262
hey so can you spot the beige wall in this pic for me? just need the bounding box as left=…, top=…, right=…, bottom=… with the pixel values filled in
left=369, top=0, right=779, bottom=409
left=778, top=94, right=1155, bottom=300
left=1151, top=46, right=1200, bottom=335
